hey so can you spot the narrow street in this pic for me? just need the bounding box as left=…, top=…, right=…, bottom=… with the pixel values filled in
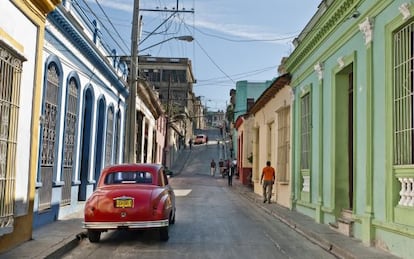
left=62, top=129, right=336, bottom=259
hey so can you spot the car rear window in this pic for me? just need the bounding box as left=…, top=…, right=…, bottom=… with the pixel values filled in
left=196, top=135, right=204, bottom=139
left=104, top=171, right=153, bottom=185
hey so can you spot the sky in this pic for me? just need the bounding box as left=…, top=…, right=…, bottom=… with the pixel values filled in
left=79, top=0, right=322, bottom=111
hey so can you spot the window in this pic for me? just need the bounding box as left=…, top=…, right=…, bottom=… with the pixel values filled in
left=61, top=77, right=79, bottom=206
left=301, top=93, right=311, bottom=170
left=393, top=21, right=414, bottom=165
left=105, top=171, right=153, bottom=184
left=114, top=111, right=121, bottom=163
left=277, top=107, right=290, bottom=182
left=247, top=98, right=254, bottom=111
left=39, top=61, right=61, bottom=211
left=162, top=70, right=186, bottom=83
left=0, top=44, right=23, bottom=230
left=105, top=107, right=114, bottom=166
left=143, top=69, right=160, bottom=82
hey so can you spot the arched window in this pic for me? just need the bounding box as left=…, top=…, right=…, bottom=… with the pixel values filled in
left=114, top=110, right=121, bottom=163
left=105, top=106, right=114, bottom=165
left=39, top=60, right=62, bottom=211
left=61, top=76, right=79, bottom=206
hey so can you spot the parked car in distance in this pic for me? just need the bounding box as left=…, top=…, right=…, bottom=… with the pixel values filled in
left=83, top=163, right=176, bottom=242
left=194, top=134, right=207, bottom=144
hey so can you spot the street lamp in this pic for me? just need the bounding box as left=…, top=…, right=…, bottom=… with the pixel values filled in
left=140, top=36, right=194, bottom=52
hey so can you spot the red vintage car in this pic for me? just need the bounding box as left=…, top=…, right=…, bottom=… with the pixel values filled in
left=83, top=163, right=176, bottom=242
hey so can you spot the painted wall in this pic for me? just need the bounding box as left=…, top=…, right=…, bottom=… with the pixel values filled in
left=286, top=0, right=414, bottom=257
left=233, top=80, right=273, bottom=163
left=0, top=0, right=60, bottom=253
left=251, top=86, right=292, bottom=208
left=33, top=4, right=128, bottom=227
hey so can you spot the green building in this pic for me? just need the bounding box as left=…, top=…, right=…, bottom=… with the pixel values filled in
left=286, top=1, right=414, bottom=257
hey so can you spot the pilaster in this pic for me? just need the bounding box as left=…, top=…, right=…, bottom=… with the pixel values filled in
left=359, top=16, right=374, bottom=244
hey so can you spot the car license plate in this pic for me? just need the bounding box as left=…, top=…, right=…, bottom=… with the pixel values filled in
left=115, top=199, right=133, bottom=208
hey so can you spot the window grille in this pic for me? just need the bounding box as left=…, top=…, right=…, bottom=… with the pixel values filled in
left=277, top=107, right=290, bottom=182
left=39, top=63, right=60, bottom=211
left=114, top=111, right=120, bottom=163
left=61, top=78, right=78, bottom=206
left=0, top=45, right=22, bottom=229
left=393, top=21, right=414, bottom=165
left=105, top=108, right=114, bottom=166
left=301, top=93, right=311, bottom=170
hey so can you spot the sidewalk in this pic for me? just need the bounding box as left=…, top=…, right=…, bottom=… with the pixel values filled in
left=0, top=210, right=86, bottom=259
left=1, top=148, right=400, bottom=259
left=231, top=180, right=399, bottom=259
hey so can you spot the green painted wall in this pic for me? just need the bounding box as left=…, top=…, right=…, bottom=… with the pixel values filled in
left=285, top=0, right=414, bottom=257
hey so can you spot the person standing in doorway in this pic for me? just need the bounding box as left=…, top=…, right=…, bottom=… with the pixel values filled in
left=210, top=159, right=216, bottom=177
left=260, top=161, right=276, bottom=203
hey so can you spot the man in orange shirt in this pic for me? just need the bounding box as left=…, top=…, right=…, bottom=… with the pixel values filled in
left=260, top=161, right=276, bottom=203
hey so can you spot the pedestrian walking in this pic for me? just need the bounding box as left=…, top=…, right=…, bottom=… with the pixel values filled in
left=210, top=159, right=216, bottom=176
left=228, top=163, right=234, bottom=186
left=188, top=138, right=192, bottom=149
left=219, top=159, right=224, bottom=177
left=260, top=161, right=276, bottom=203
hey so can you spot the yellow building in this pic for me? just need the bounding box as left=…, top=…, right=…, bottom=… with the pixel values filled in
left=238, top=74, right=292, bottom=208
left=0, top=0, right=60, bottom=252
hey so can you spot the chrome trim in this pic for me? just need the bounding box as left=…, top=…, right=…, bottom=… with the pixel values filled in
left=83, top=219, right=169, bottom=229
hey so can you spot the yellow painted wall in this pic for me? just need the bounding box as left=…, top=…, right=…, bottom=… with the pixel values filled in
left=252, top=85, right=292, bottom=208
left=0, top=0, right=59, bottom=252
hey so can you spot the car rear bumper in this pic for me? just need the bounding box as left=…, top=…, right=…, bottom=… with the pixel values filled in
left=83, top=219, right=169, bottom=229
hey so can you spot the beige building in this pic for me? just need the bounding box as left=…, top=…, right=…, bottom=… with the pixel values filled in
left=241, top=74, right=292, bottom=208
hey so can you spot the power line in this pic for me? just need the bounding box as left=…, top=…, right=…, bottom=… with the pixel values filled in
left=77, top=0, right=130, bottom=54
left=95, top=0, right=130, bottom=52
left=185, top=22, right=299, bottom=43
left=194, top=39, right=235, bottom=84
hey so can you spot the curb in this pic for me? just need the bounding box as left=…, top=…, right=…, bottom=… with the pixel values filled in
left=236, top=188, right=349, bottom=259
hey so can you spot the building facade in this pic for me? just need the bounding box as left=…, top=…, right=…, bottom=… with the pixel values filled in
left=286, top=0, right=414, bottom=257
left=33, top=1, right=129, bottom=227
left=0, top=0, right=60, bottom=252
left=139, top=56, right=196, bottom=167
left=231, top=80, right=274, bottom=172
left=247, top=74, right=292, bottom=208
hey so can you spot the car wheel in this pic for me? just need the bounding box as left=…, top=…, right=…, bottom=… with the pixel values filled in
left=159, top=226, right=169, bottom=241
left=88, top=230, right=101, bottom=243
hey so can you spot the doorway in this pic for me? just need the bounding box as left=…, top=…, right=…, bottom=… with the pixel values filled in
left=78, top=89, right=93, bottom=201
left=334, top=65, right=354, bottom=213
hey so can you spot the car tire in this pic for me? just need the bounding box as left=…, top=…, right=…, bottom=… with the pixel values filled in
left=88, top=230, right=101, bottom=243
left=159, top=226, right=169, bottom=241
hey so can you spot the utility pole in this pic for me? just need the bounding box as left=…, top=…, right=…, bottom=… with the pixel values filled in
left=125, top=0, right=140, bottom=163
left=163, top=75, right=172, bottom=167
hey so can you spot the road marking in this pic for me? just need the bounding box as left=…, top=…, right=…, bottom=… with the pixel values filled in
left=175, top=189, right=192, bottom=196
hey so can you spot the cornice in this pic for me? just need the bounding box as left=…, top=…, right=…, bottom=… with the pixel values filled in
left=12, top=0, right=60, bottom=22
left=32, top=0, right=61, bottom=14
left=286, top=0, right=359, bottom=72
left=137, top=79, right=164, bottom=118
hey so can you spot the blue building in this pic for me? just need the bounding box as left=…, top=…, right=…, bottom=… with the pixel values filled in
left=232, top=80, right=274, bottom=167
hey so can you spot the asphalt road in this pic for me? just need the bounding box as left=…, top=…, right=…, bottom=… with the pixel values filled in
left=62, top=129, right=336, bottom=259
